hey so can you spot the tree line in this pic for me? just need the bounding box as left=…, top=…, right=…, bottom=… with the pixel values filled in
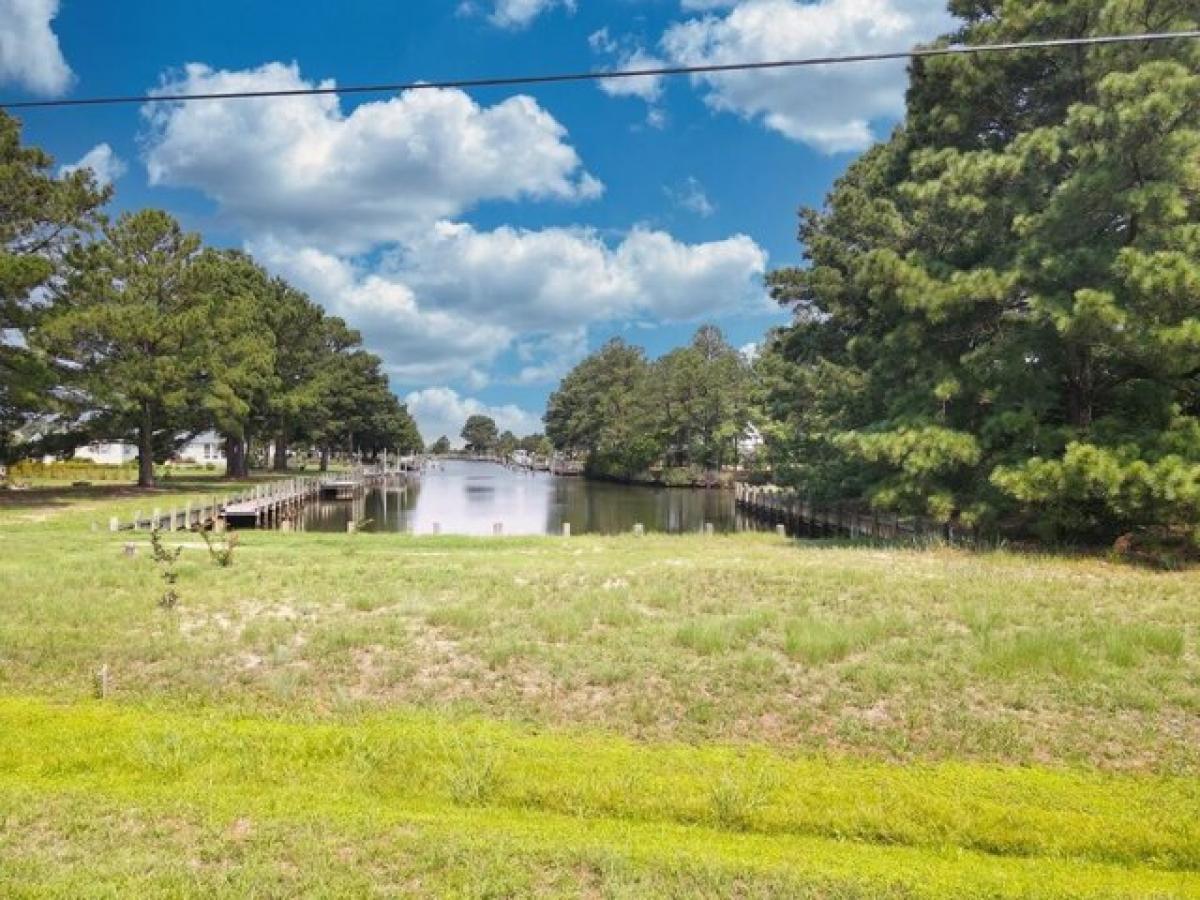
left=545, top=325, right=751, bottom=482
left=0, top=111, right=422, bottom=487
left=420, top=419, right=552, bottom=458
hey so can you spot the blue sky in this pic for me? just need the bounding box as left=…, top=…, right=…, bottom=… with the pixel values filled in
left=3, top=0, right=956, bottom=443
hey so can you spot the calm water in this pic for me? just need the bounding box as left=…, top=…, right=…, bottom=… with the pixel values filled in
left=297, top=459, right=761, bottom=535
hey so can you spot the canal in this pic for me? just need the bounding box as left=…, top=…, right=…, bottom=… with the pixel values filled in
left=297, top=459, right=763, bottom=535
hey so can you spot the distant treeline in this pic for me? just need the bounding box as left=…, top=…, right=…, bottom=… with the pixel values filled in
left=0, top=111, right=421, bottom=486
left=545, top=325, right=751, bottom=483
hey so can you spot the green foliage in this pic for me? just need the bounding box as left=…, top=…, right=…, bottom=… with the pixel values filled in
left=430, top=435, right=452, bottom=455
left=546, top=327, right=752, bottom=479
left=198, top=527, right=238, bottom=568
left=0, top=111, right=107, bottom=465
left=36, top=210, right=206, bottom=487
left=763, top=1, right=1200, bottom=541
left=149, top=527, right=184, bottom=609
left=461, top=414, right=499, bottom=454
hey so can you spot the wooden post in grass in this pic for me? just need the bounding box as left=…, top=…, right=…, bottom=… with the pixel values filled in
left=347, top=520, right=357, bottom=534
left=634, top=523, right=644, bottom=537
left=109, top=516, right=119, bottom=533
left=777, top=523, right=786, bottom=538
left=432, top=522, right=441, bottom=535
left=152, top=508, right=161, bottom=530
left=562, top=522, right=571, bottom=537
left=493, top=522, right=503, bottom=536
left=704, top=522, right=714, bottom=537
left=184, top=501, right=192, bottom=529
left=133, top=511, right=141, bottom=531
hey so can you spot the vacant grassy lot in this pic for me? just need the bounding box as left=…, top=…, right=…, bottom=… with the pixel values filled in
left=2, top=482, right=1199, bottom=896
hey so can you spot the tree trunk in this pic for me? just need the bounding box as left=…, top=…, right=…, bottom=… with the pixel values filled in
left=224, top=434, right=249, bottom=479
left=320, top=446, right=330, bottom=472
left=1066, top=345, right=1094, bottom=431
left=137, top=407, right=155, bottom=488
left=273, top=431, right=289, bottom=472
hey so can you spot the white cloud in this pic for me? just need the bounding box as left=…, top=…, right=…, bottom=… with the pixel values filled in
left=514, top=328, right=588, bottom=384
left=249, top=236, right=514, bottom=384
left=589, top=28, right=666, bottom=103
left=58, top=143, right=127, bottom=187
left=662, top=0, right=954, bottom=153
left=0, top=0, right=71, bottom=95
left=250, top=223, right=766, bottom=385
left=386, top=221, right=767, bottom=329
left=404, top=387, right=542, bottom=446
left=142, top=62, right=602, bottom=253
left=483, top=0, right=576, bottom=29
left=665, top=176, right=715, bottom=218
left=141, top=58, right=769, bottom=393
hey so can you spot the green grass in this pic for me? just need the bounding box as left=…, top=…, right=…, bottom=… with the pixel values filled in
left=3, top=697, right=1199, bottom=898
left=2, top=483, right=1200, bottom=895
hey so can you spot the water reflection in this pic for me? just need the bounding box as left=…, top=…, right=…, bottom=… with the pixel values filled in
left=295, top=459, right=765, bottom=536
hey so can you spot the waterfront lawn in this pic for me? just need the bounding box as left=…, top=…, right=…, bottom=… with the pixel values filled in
left=2, top=486, right=1199, bottom=897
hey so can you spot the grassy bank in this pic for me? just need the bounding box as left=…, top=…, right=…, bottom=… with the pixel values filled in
left=2, top=484, right=1199, bottom=896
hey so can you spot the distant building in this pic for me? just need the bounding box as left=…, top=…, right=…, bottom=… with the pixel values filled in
left=73, top=440, right=138, bottom=466
left=737, top=424, right=764, bottom=462
left=72, top=430, right=226, bottom=467
left=177, top=431, right=226, bottom=465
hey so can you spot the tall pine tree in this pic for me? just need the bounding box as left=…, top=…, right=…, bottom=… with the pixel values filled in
left=766, top=0, right=1200, bottom=541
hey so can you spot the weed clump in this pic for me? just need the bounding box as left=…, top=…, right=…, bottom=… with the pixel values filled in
left=199, top=527, right=238, bottom=567
left=149, top=528, right=183, bottom=610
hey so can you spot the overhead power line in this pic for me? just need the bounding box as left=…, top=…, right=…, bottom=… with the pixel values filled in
left=3, top=30, right=1199, bottom=111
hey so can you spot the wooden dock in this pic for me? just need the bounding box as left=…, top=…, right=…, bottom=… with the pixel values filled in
left=734, top=482, right=960, bottom=542
left=108, top=468, right=413, bottom=533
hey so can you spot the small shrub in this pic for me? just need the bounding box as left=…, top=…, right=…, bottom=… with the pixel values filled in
left=199, top=528, right=238, bottom=567
left=149, top=528, right=183, bottom=610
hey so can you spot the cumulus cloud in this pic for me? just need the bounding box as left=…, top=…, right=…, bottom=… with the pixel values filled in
left=0, top=0, right=71, bottom=95
left=58, top=143, right=127, bottom=187
left=386, top=221, right=767, bottom=329
left=142, top=62, right=602, bottom=253
left=249, top=236, right=514, bottom=384
left=589, top=28, right=667, bottom=103
left=662, top=0, right=954, bottom=153
left=404, top=386, right=542, bottom=446
left=141, top=59, right=769, bottom=391
left=251, top=223, right=767, bottom=384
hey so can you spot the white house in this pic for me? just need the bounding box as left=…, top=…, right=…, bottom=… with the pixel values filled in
left=177, top=430, right=226, bottom=465
left=737, top=424, right=765, bottom=462
left=73, top=440, right=138, bottom=466
left=72, top=430, right=226, bottom=467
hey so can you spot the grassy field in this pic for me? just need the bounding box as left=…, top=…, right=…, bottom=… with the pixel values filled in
left=2, top=479, right=1199, bottom=897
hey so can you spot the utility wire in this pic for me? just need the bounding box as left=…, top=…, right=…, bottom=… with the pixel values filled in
left=3, top=30, right=1199, bottom=111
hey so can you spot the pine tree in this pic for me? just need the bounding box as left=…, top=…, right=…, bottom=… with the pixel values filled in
left=766, top=0, right=1200, bottom=541
left=0, top=111, right=107, bottom=465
